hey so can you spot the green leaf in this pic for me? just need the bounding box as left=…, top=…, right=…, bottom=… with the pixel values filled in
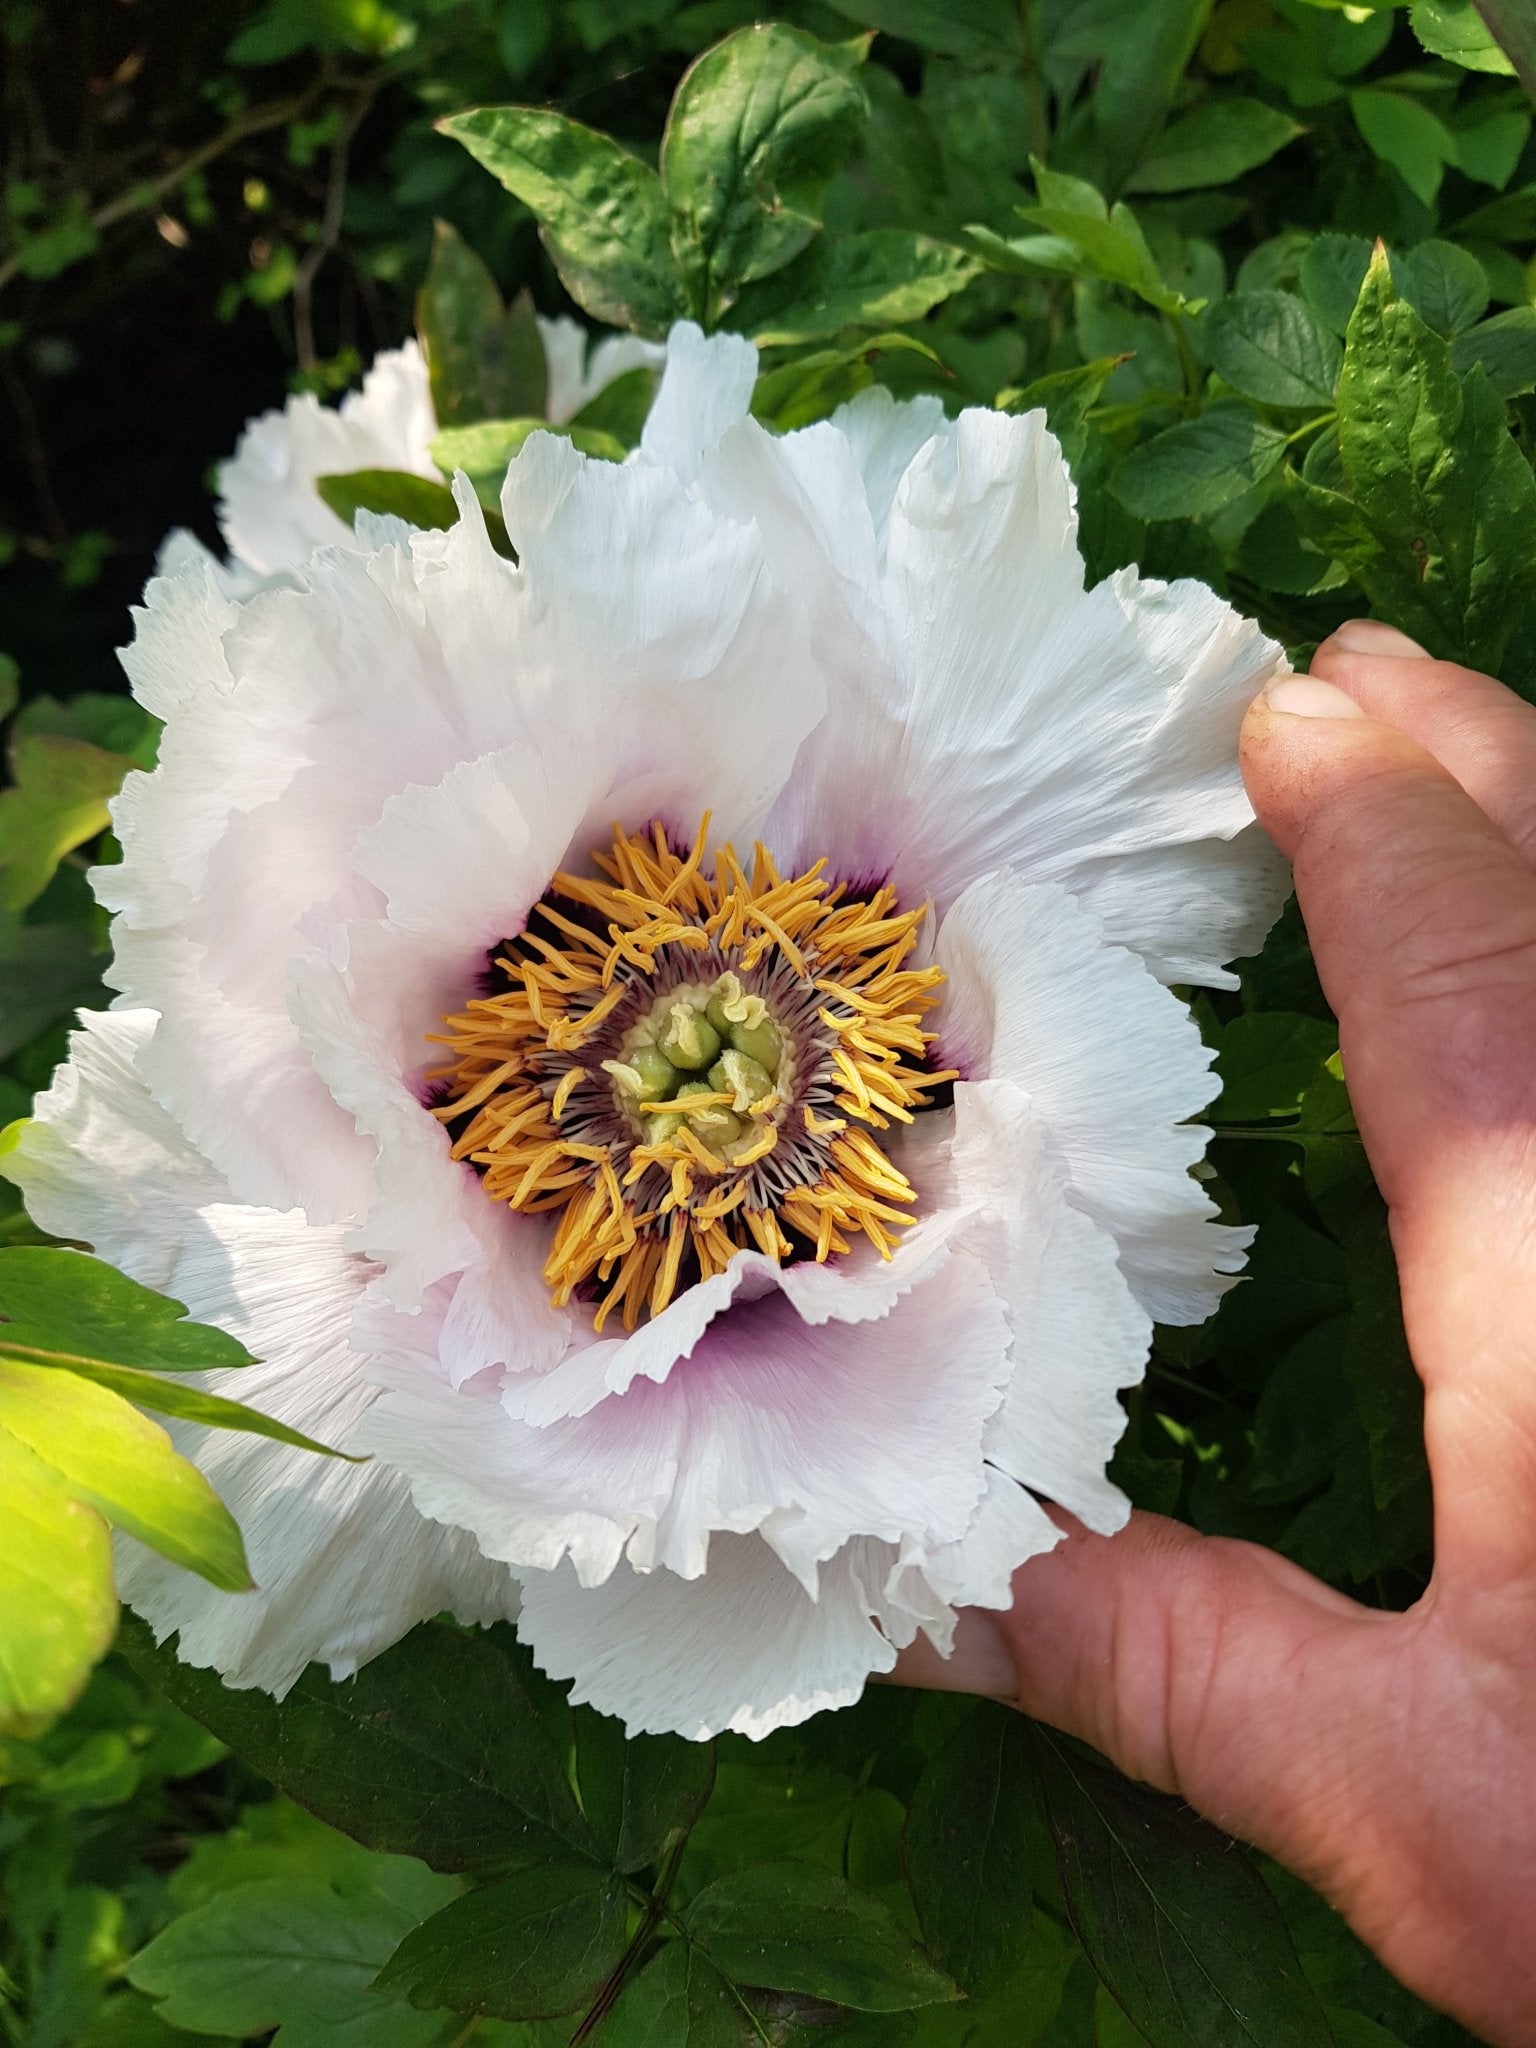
left=569, top=365, right=658, bottom=447
left=1007, top=198, right=1194, bottom=316
left=118, top=1616, right=599, bottom=1873
left=316, top=471, right=514, bottom=556
left=1410, top=0, right=1516, bottom=72
left=415, top=220, right=547, bottom=427
left=0, top=728, right=132, bottom=912
left=685, top=1862, right=959, bottom=2013
left=1112, top=405, right=1288, bottom=519
left=28, top=1355, right=358, bottom=1459
left=1394, top=239, right=1489, bottom=337
left=0, top=921, right=107, bottom=1061
left=1235, top=493, right=1343, bottom=594
left=129, top=1876, right=456, bottom=2044
left=430, top=419, right=627, bottom=500
left=1213, top=1013, right=1339, bottom=1122
left=0, top=1359, right=250, bottom=1590
left=904, top=1704, right=1036, bottom=1999
left=1031, top=1730, right=1333, bottom=2047
left=1449, top=107, right=1530, bottom=188
left=1349, top=90, right=1456, bottom=207
left=576, top=1713, right=716, bottom=1873
left=1327, top=245, right=1536, bottom=669
left=373, top=1861, right=628, bottom=2020
left=1342, top=1192, right=1430, bottom=1541
left=811, top=0, right=1022, bottom=65
left=731, top=230, right=979, bottom=345
left=1127, top=99, right=1303, bottom=193
left=1452, top=307, right=1536, bottom=396
left=750, top=333, right=941, bottom=432
left=438, top=108, right=686, bottom=338
left=661, top=24, right=868, bottom=322
left=996, top=357, right=1126, bottom=471
left=1299, top=233, right=1372, bottom=336
left=1204, top=291, right=1341, bottom=407
left=0, top=1426, right=116, bottom=1735
left=595, top=1940, right=754, bottom=2046
left=0, top=1247, right=252, bottom=1373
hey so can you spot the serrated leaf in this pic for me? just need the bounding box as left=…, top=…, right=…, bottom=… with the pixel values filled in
left=415, top=220, right=548, bottom=427
left=374, top=1861, right=628, bottom=2020
left=1452, top=308, right=1536, bottom=396
left=1205, top=291, right=1341, bottom=407
left=686, top=1862, right=959, bottom=2013
left=0, top=1426, right=116, bottom=1735
left=731, top=229, right=979, bottom=345
left=439, top=108, right=686, bottom=337
left=576, top=1713, right=716, bottom=1874
left=1394, top=240, right=1489, bottom=337
left=1032, top=1730, right=1333, bottom=2047
left=1113, top=405, right=1288, bottom=519
left=904, top=1704, right=1035, bottom=1999
left=129, top=1876, right=457, bottom=2044
left=1127, top=98, right=1303, bottom=193
left=119, top=1617, right=599, bottom=1874
left=0, top=1359, right=250, bottom=1590
left=1329, top=245, right=1536, bottom=669
left=661, top=24, right=868, bottom=322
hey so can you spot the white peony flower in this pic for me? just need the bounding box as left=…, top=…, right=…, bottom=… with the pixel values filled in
left=163, top=319, right=665, bottom=589
left=5, top=323, right=1289, bottom=1740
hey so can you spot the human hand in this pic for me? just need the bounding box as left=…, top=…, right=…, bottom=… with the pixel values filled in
left=895, top=622, right=1536, bottom=2046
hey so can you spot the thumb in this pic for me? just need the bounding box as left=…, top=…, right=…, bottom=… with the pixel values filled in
left=895, top=1511, right=1391, bottom=1858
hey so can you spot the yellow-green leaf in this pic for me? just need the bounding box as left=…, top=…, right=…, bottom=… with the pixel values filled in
left=0, top=1426, right=117, bottom=1736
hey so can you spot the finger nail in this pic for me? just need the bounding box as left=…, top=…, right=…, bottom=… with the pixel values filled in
left=1262, top=675, right=1368, bottom=719
left=1329, top=620, right=1430, bottom=659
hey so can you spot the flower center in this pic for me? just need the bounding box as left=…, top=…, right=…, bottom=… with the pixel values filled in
left=429, top=819, right=956, bottom=1332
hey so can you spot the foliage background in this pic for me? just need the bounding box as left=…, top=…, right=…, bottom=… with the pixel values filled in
left=3, top=0, right=1535, bottom=2041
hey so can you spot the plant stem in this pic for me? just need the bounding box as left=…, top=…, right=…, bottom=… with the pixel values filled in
left=567, top=1834, right=690, bottom=2046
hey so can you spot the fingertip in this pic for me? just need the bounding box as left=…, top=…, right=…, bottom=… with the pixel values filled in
left=1317, top=619, right=1432, bottom=663
left=1260, top=675, right=1368, bottom=720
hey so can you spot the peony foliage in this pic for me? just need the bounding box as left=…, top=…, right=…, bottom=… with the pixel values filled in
left=0, top=1, right=1531, bottom=2042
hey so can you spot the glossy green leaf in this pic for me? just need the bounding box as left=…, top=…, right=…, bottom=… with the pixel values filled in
left=430, top=418, right=627, bottom=497
left=576, top=1712, right=716, bottom=1873
left=374, top=1861, right=628, bottom=2020
left=1394, top=240, right=1489, bottom=337
left=119, top=1616, right=599, bottom=1873
left=0, top=1426, right=116, bottom=1736
left=661, top=24, right=868, bottom=321
left=0, top=1248, right=252, bottom=1374
left=1409, top=0, right=1516, bottom=72
left=0, top=1359, right=250, bottom=1590
left=1113, top=405, right=1288, bottom=519
left=1204, top=290, right=1341, bottom=407
left=315, top=469, right=461, bottom=532
left=1127, top=98, right=1303, bottom=193
left=596, top=1939, right=754, bottom=2046
left=439, top=107, right=686, bottom=337
left=1032, top=1730, right=1333, bottom=2047
left=129, top=1876, right=457, bottom=2044
left=814, top=0, right=1021, bottom=63
left=1326, top=246, right=1536, bottom=669
left=904, top=1703, right=1036, bottom=1999
left=1452, top=308, right=1536, bottom=396
left=686, top=1861, right=959, bottom=2013
left=415, top=220, right=547, bottom=427
left=731, top=230, right=979, bottom=345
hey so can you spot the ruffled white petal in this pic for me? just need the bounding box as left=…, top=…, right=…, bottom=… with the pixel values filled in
left=935, top=869, right=1248, bottom=1324
left=2, top=1010, right=518, bottom=1693
left=536, top=314, right=664, bottom=425
left=218, top=342, right=439, bottom=578
left=638, top=320, right=757, bottom=483
left=515, top=1534, right=903, bottom=1741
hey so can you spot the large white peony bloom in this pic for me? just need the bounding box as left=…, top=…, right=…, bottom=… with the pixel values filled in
left=170, top=319, right=665, bottom=588
left=4, top=324, right=1288, bottom=1740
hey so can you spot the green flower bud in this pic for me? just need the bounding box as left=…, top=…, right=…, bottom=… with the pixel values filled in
left=645, top=1111, right=684, bottom=1146
left=658, top=1001, right=721, bottom=1072
left=711, top=1048, right=775, bottom=1112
